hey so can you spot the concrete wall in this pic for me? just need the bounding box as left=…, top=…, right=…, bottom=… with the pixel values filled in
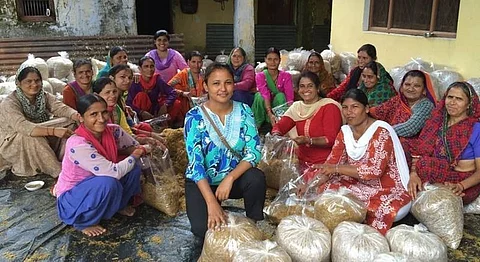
left=330, top=0, right=480, bottom=79
left=0, top=0, right=137, bottom=37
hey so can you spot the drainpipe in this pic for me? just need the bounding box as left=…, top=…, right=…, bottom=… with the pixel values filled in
left=233, top=0, right=255, bottom=63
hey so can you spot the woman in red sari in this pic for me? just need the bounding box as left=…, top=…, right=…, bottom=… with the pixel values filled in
left=408, top=82, right=480, bottom=204
left=315, top=88, right=411, bottom=234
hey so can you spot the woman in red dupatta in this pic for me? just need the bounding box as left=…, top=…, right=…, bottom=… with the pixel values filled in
left=408, top=82, right=480, bottom=204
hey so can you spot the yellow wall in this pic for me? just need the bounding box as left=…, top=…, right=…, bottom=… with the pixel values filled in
left=172, top=0, right=258, bottom=53
left=330, top=0, right=480, bottom=79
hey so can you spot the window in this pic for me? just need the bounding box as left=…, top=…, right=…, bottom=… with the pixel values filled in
left=16, top=0, right=56, bottom=22
left=369, top=0, right=460, bottom=38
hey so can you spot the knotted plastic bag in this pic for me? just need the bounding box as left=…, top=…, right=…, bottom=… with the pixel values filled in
left=233, top=240, right=291, bottom=262
left=332, top=221, right=390, bottom=262
left=389, top=66, right=409, bottom=91
left=464, top=193, right=480, bottom=214
left=320, top=44, right=341, bottom=74
left=198, top=213, right=264, bottom=262
left=257, top=133, right=299, bottom=190
left=20, top=54, right=49, bottom=80
left=276, top=215, right=331, bottom=262
left=372, top=252, right=420, bottom=262
left=386, top=224, right=447, bottom=262
left=339, top=52, right=357, bottom=75
left=467, top=78, right=480, bottom=98
left=314, top=187, right=367, bottom=233
left=46, top=51, right=73, bottom=80
left=430, top=69, right=463, bottom=99
left=411, top=183, right=464, bottom=249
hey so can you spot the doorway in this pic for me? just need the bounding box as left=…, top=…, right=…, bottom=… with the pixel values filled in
left=136, top=0, right=172, bottom=35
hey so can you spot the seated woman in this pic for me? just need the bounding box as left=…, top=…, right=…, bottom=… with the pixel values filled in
left=408, top=82, right=480, bottom=204
left=145, top=29, right=188, bottom=82
left=63, top=59, right=94, bottom=110
left=304, top=52, right=336, bottom=95
left=315, top=89, right=411, bottom=235
left=184, top=62, right=265, bottom=238
left=227, top=47, right=256, bottom=107
left=97, top=46, right=129, bottom=79
left=55, top=94, right=148, bottom=237
left=272, top=71, right=342, bottom=172
left=126, top=56, right=177, bottom=122
left=0, top=66, right=79, bottom=177
left=358, top=61, right=396, bottom=106
left=328, top=44, right=393, bottom=101
left=168, top=50, right=205, bottom=126
left=371, top=70, right=436, bottom=147
left=252, top=47, right=294, bottom=127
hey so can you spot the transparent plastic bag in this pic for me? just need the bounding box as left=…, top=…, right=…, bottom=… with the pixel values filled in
left=285, top=48, right=310, bottom=72
left=257, top=133, right=298, bottom=190
left=389, top=66, right=409, bottom=92
left=339, top=52, right=358, bottom=75
left=271, top=103, right=291, bottom=121
left=404, top=58, right=434, bottom=73
left=411, top=183, right=464, bottom=249
left=190, top=94, right=208, bottom=107
left=320, top=45, right=341, bottom=73
left=464, top=193, right=480, bottom=214
left=332, top=221, right=390, bottom=262
left=215, top=50, right=229, bottom=63
left=386, top=224, right=447, bottom=262
left=279, top=49, right=289, bottom=71
left=141, top=148, right=182, bottom=216
left=233, top=240, right=291, bottom=262
left=255, top=62, right=266, bottom=73
left=20, top=54, right=49, bottom=80
left=47, top=78, right=67, bottom=94
left=467, top=78, right=480, bottom=98
left=286, top=70, right=301, bottom=89
left=372, top=252, right=420, bottom=262
left=0, top=82, right=16, bottom=95
left=46, top=51, right=73, bottom=80
left=430, top=70, right=464, bottom=99
left=199, top=213, right=264, bottom=262
left=276, top=215, right=331, bottom=262
left=314, top=187, right=367, bottom=233
left=144, top=113, right=170, bottom=132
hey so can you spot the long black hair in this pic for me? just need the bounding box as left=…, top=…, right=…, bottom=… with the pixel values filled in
left=77, top=94, right=107, bottom=116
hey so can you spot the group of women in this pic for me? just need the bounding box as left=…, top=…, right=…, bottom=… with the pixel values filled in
left=1, top=36, right=479, bottom=240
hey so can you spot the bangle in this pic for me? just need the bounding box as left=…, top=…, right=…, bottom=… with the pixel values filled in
left=335, top=164, right=339, bottom=174
left=309, top=137, right=313, bottom=146
left=458, top=182, right=465, bottom=191
left=136, top=145, right=147, bottom=156
left=53, top=127, right=56, bottom=136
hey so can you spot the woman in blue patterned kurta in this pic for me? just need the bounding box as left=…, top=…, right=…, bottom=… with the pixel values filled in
left=184, top=62, right=265, bottom=238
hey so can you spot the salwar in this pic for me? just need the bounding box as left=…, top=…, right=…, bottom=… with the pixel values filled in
left=185, top=167, right=266, bottom=238
left=57, top=164, right=141, bottom=230
left=251, top=92, right=287, bottom=127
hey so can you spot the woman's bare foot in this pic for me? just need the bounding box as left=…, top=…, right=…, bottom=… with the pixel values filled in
left=118, top=205, right=136, bottom=217
left=81, top=225, right=106, bottom=237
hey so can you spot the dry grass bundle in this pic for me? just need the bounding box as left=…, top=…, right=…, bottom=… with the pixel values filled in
left=265, top=202, right=315, bottom=224
left=160, top=128, right=187, bottom=176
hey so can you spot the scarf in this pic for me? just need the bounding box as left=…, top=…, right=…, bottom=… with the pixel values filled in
left=68, top=81, right=92, bottom=98
left=150, top=49, right=175, bottom=72
left=413, top=82, right=480, bottom=167
left=264, top=69, right=281, bottom=96
left=342, top=120, right=410, bottom=189
left=15, top=88, right=50, bottom=123
left=133, top=74, right=159, bottom=112
left=346, top=67, right=363, bottom=90
left=284, top=98, right=341, bottom=122
left=227, top=47, right=249, bottom=83
left=359, top=63, right=396, bottom=106
left=75, top=123, right=118, bottom=163
left=399, top=71, right=437, bottom=114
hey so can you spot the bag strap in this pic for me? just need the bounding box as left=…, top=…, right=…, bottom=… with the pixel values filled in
left=200, top=105, right=242, bottom=160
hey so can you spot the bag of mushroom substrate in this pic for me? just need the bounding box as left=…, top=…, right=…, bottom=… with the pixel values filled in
left=233, top=240, right=291, bottom=262
left=411, top=183, right=464, bottom=249
left=141, top=148, right=182, bottom=217
left=198, top=213, right=264, bottom=262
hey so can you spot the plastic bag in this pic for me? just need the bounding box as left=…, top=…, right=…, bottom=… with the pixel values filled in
left=332, top=221, right=390, bottom=262
left=233, top=240, right=291, bottom=262
left=339, top=52, right=358, bottom=75
left=0, top=82, right=16, bottom=95
left=0, top=94, right=7, bottom=103
left=144, top=113, right=170, bottom=132
left=323, top=60, right=332, bottom=74
left=464, top=193, right=480, bottom=214
left=276, top=215, right=330, bottom=262
left=255, top=62, right=266, bottom=73
left=199, top=213, right=264, bottom=262
left=190, top=94, right=208, bottom=107
left=389, top=67, right=409, bottom=91
left=6, top=75, right=16, bottom=82
left=46, top=51, right=73, bottom=80
left=42, top=80, right=53, bottom=94
left=467, top=78, right=480, bottom=97
left=20, top=54, right=49, bottom=80
left=279, top=49, right=289, bottom=71
left=386, top=224, right=447, bottom=262
left=271, top=103, right=291, bottom=121
left=257, top=133, right=298, bottom=190
left=320, top=45, right=341, bottom=74
left=215, top=50, right=229, bottom=63
left=430, top=70, right=464, bottom=100
left=372, top=252, right=420, bottom=262
left=202, top=56, right=214, bottom=71
left=314, top=187, right=367, bottom=233
left=47, top=78, right=67, bottom=94
left=286, top=70, right=301, bottom=89
left=404, top=58, right=434, bottom=73
left=91, top=58, right=106, bottom=79
left=411, top=183, right=464, bottom=249
left=141, top=148, right=182, bottom=217
left=285, top=48, right=310, bottom=72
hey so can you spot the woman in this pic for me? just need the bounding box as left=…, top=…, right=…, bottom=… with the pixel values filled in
left=252, top=47, right=294, bottom=127
left=316, top=89, right=411, bottom=235
left=272, top=71, right=342, bottom=171
left=327, top=44, right=393, bottom=101
left=227, top=47, right=256, bottom=107
left=304, top=52, right=336, bottom=95
left=358, top=61, right=397, bottom=106
left=63, top=59, right=94, bottom=110
left=126, top=56, right=177, bottom=122
left=168, top=50, right=205, bottom=126
left=184, top=62, right=265, bottom=238
left=109, top=64, right=134, bottom=113
left=97, top=46, right=129, bottom=79
left=145, top=29, right=188, bottom=82
left=408, top=82, right=480, bottom=204
left=0, top=66, right=79, bottom=177
left=55, top=94, right=148, bottom=237
left=371, top=70, right=436, bottom=146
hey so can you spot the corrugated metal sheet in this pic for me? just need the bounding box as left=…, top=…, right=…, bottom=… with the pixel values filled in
left=0, top=34, right=185, bottom=76
left=206, top=24, right=297, bottom=62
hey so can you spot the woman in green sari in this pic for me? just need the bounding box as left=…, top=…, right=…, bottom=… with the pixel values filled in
left=359, top=61, right=397, bottom=106
left=252, top=47, right=294, bottom=127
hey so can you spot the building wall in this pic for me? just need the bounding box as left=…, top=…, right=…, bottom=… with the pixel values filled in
left=0, top=0, right=137, bottom=37
left=330, top=0, right=480, bottom=79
